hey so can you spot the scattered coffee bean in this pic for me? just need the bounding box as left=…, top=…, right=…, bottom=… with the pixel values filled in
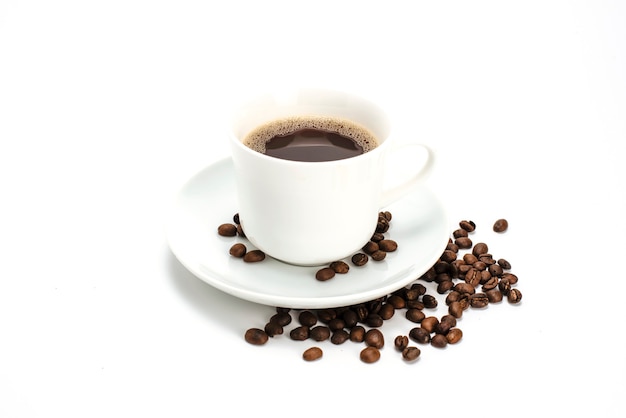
left=229, top=243, right=247, bottom=258
left=303, top=347, right=323, bottom=361
left=497, top=258, right=512, bottom=270
left=244, top=328, right=269, bottom=345
left=420, top=316, right=439, bottom=333
left=331, top=329, right=350, bottom=345
left=378, top=239, right=398, bottom=252
left=217, top=223, right=237, bottom=237
left=365, top=329, right=385, bottom=349
left=406, top=308, right=425, bottom=323
left=469, top=293, right=490, bottom=308
left=309, top=326, right=331, bottom=341
left=455, top=237, right=473, bottom=249
left=453, top=228, right=468, bottom=239
left=486, top=288, right=504, bottom=303
left=351, top=253, right=369, bottom=266
left=422, top=294, right=438, bottom=309
left=362, top=241, right=379, bottom=254
left=446, top=328, right=463, bottom=344
left=394, top=335, right=409, bottom=351
left=264, top=321, right=283, bottom=337
left=350, top=326, right=366, bottom=342
left=402, top=346, right=421, bottom=361
left=493, top=218, right=508, bottom=233
left=289, top=326, right=310, bottom=341
left=329, top=260, right=350, bottom=274
left=243, top=250, right=265, bottom=263
left=360, top=346, right=381, bottom=363
left=472, top=242, right=489, bottom=257
left=409, top=327, right=431, bottom=344
left=315, top=267, right=336, bottom=282
left=507, top=288, right=523, bottom=304
left=459, top=220, right=476, bottom=232
left=431, top=333, right=448, bottom=348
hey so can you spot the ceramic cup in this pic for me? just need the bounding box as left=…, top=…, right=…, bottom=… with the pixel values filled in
left=228, top=88, right=434, bottom=266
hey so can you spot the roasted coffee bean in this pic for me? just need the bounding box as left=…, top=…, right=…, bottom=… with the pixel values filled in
left=310, top=326, right=331, bottom=341
left=488, top=264, right=503, bottom=277
left=493, top=218, right=509, bottom=233
left=378, top=239, right=398, bottom=252
left=422, top=294, right=438, bottom=309
left=402, top=346, right=421, bottom=361
left=448, top=301, right=464, bottom=318
left=342, top=309, right=358, bottom=328
left=454, top=282, right=476, bottom=295
left=371, top=250, right=387, bottom=261
left=365, top=329, right=385, bottom=349
left=508, top=288, right=523, bottom=303
left=472, top=242, right=489, bottom=256
left=420, top=316, right=439, bottom=333
left=229, top=243, right=247, bottom=258
left=453, top=228, right=468, bottom=239
left=264, top=321, right=283, bottom=337
left=469, top=293, right=490, bottom=308
left=386, top=294, right=406, bottom=309
left=302, top=347, right=323, bottom=361
left=446, top=242, right=459, bottom=253
left=330, top=260, right=350, bottom=274
left=473, top=261, right=487, bottom=271
left=480, top=270, right=492, bottom=284
left=502, top=273, right=519, bottom=285
left=406, top=300, right=425, bottom=310
left=315, top=267, right=336, bottom=281
left=370, top=232, right=385, bottom=242
left=440, top=314, right=457, bottom=329
left=217, top=223, right=237, bottom=237
left=445, top=290, right=462, bottom=305
left=465, top=268, right=481, bottom=287
left=437, top=280, right=455, bottom=294
left=434, top=320, right=453, bottom=335
left=232, top=213, right=240, bottom=224
left=411, top=283, right=428, bottom=296
left=243, top=250, right=265, bottom=263
left=317, top=309, right=337, bottom=323
left=270, top=312, right=292, bottom=326
left=463, top=253, right=478, bottom=264
left=380, top=211, right=392, bottom=221
left=431, top=333, right=448, bottom=348
left=298, top=311, right=317, bottom=327
left=394, top=335, right=409, bottom=351
left=349, top=325, right=366, bottom=342
left=498, top=277, right=512, bottom=295
left=360, top=346, right=381, bottom=363
left=379, top=303, right=395, bottom=320
left=245, top=328, right=269, bottom=345
left=328, top=318, right=346, bottom=331
left=446, top=328, right=463, bottom=344
left=497, top=258, right=512, bottom=270
left=331, top=329, right=350, bottom=345
left=362, top=241, right=379, bottom=254
left=290, top=326, right=310, bottom=341
left=366, top=313, right=384, bottom=328
left=482, top=276, right=499, bottom=291
left=409, top=327, right=431, bottom=344
left=459, top=220, right=476, bottom=232
left=406, top=308, right=425, bottom=323
left=440, top=250, right=457, bottom=263
left=353, top=305, right=368, bottom=322
left=236, top=224, right=246, bottom=237
left=455, top=237, right=473, bottom=249
left=351, top=253, right=369, bottom=266
left=486, top=289, right=504, bottom=303
left=376, top=218, right=390, bottom=233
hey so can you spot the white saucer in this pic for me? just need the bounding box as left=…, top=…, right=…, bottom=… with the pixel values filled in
left=166, top=157, right=450, bottom=309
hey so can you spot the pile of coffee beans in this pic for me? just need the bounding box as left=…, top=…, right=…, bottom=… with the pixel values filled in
left=241, top=217, right=523, bottom=364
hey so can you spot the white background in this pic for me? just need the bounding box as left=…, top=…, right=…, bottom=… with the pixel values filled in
left=1, top=1, right=625, bottom=417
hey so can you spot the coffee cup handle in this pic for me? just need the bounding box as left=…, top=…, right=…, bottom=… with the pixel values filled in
left=380, top=143, right=434, bottom=208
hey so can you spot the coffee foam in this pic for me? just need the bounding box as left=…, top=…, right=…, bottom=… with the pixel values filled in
left=242, top=115, right=379, bottom=154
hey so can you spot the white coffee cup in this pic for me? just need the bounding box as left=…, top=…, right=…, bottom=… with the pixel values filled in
left=228, top=88, right=433, bottom=266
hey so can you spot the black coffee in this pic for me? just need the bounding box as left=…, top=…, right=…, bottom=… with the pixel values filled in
left=243, top=116, right=378, bottom=162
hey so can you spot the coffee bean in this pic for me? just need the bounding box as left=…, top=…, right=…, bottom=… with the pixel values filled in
left=463, top=253, right=478, bottom=264
left=498, top=277, right=512, bottom=295
left=469, top=293, right=490, bottom=308
left=270, top=311, right=292, bottom=326
left=481, top=276, right=499, bottom=291
left=502, top=273, right=519, bottom=285
left=434, top=320, right=453, bottom=335
left=303, top=347, right=323, bottom=361
left=431, top=333, right=448, bottom=348
left=440, top=314, right=457, bottom=328
left=330, top=260, right=350, bottom=274
left=472, top=242, right=489, bottom=256
left=317, top=308, right=337, bottom=323
left=507, top=288, right=523, bottom=304
left=362, top=241, right=379, bottom=254
left=331, top=329, right=350, bottom=345
left=328, top=318, right=346, bottom=331
left=229, top=243, right=247, bottom=257
left=315, top=267, right=336, bottom=281
left=437, top=280, right=455, bottom=294
left=446, top=242, right=459, bottom=253
left=446, top=328, right=463, bottom=344
left=309, top=326, right=331, bottom=341
left=459, top=220, right=476, bottom=232
left=394, top=335, right=409, bottom=351
left=289, top=326, right=310, bottom=341
left=370, top=232, right=385, bottom=242
left=455, top=237, right=473, bottom=249
left=243, top=250, right=265, bottom=263
left=366, top=313, right=384, bottom=328
left=448, top=301, right=464, bottom=318
left=497, top=258, right=512, bottom=270
left=440, top=250, right=457, bottom=263
left=342, top=309, right=358, bottom=328
left=264, top=321, right=283, bottom=337
left=245, top=328, right=269, bottom=345
left=402, top=346, right=421, bottom=361
left=422, top=294, right=438, bottom=309
left=379, top=303, right=395, bottom=320
left=298, top=311, right=317, bottom=327
left=409, top=327, right=431, bottom=344
left=360, top=346, right=381, bottom=363
left=371, top=250, right=387, bottom=261
left=406, top=308, right=425, bottom=323
left=454, top=282, right=476, bottom=295
left=493, top=218, right=508, bottom=233
left=453, top=228, right=468, bottom=239
left=349, top=325, right=366, bottom=342
left=465, top=268, right=481, bottom=287
left=420, top=316, right=439, bottom=333
left=488, top=264, right=503, bottom=277
left=236, top=224, right=246, bottom=237
left=486, top=289, right=503, bottom=303
left=351, top=253, right=369, bottom=266
left=386, top=294, right=406, bottom=309
left=217, top=223, right=237, bottom=237
left=365, top=329, right=385, bottom=349
left=380, top=211, right=392, bottom=221
left=378, top=239, right=398, bottom=252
